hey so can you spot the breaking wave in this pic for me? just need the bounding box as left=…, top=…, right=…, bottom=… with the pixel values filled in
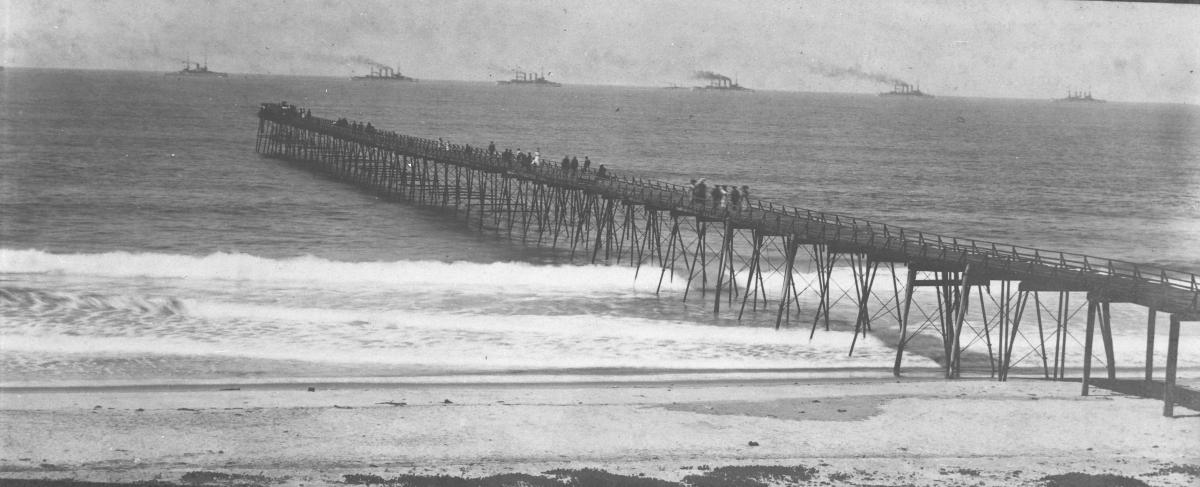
left=0, top=248, right=684, bottom=294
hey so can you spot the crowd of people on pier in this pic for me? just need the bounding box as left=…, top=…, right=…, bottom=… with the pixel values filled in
left=486, top=144, right=610, bottom=179
left=689, top=179, right=751, bottom=212
left=269, top=101, right=312, bottom=120
left=261, top=101, right=755, bottom=216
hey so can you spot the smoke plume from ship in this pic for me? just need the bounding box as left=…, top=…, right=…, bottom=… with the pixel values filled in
left=804, top=61, right=910, bottom=87
left=349, top=55, right=391, bottom=70
left=693, top=70, right=732, bottom=82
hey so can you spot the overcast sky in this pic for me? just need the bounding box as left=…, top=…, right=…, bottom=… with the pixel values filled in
left=3, top=0, right=1198, bottom=103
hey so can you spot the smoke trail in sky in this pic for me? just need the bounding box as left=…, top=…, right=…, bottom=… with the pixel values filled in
left=348, top=55, right=390, bottom=70
left=804, top=60, right=908, bottom=86
left=693, top=70, right=732, bottom=82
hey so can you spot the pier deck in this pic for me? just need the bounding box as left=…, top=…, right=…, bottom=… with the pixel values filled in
left=256, top=102, right=1196, bottom=416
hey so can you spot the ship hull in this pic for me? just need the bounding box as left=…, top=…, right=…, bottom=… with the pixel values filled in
left=497, top=80, right=561, bottom=87
left=166, top=72, right=228, bottom=78
left=352, top=76, right=417, bottom=82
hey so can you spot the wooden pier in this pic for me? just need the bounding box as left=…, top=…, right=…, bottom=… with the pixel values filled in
left=256, top=102, right=1198, bottom=416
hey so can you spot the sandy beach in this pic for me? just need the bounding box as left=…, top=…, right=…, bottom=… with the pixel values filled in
left=1, top=376, right=1197, bottom=486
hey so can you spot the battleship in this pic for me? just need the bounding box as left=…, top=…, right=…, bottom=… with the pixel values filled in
left=352, top=65, right=417, bottom=82
left=1055, top=90, right=1104, bottom=103
left=693, top=78, right=752, bottom=91
left=166, top=56, right=227, bottom=78
left=692, top=71, right=751, bottom=91
left=879, top=81, right=931, bottom=97
left=497, top=70, right=560, bottom=87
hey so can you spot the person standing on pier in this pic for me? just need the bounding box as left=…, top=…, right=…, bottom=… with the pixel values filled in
left=693, top=179, right=708, bottom=207
left=488, top=141, right=496, bottom=155
left=712, top=185, right=725, bottom=210
left=740, top=185, right=751, bottom=211
left=583, top=156, right=591, bottom=173
left=729, top=186, right=742, bottom=212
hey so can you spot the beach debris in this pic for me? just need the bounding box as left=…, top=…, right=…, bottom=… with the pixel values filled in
left=135, top=408, right=145, bottom=412
left=1040, top=473, right=1150, bottom=487
left=343, top=474, right=387, bottom=485
left=181, top=471, right=279, bottom=485
left=219, top=388, right=240, bottom=391
left=348, top=472, right=564, bottom=486
left=544, top=468, right=674, bottom=486
left=1148, top=463, right=1200, bottom=477
left=376, top=401, right=407, bottom=407
left=333, top=405, right=353, bottom=409
left=682, top=465, right=819, bottom=486
left=442, top=399, right=453, bottom=404
left=307, top=387, right=316, bottom=392
left=748, top=441, right=760, bottom=446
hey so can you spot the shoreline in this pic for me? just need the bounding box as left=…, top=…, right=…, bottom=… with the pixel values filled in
left=2, top=376, right=1197, bottom=486
left=0, top=367, right=937, bottom=392
left=4, top=364, right=1197, bottom=392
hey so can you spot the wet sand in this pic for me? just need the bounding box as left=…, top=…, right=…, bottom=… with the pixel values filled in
left=1, top=377, right=1197, bottom=486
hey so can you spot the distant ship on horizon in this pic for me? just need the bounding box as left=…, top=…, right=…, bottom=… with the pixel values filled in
left=166, top=55, right=227, bottom=78
left=498, top=70, right=561, bottom=87
left=693, top=77, right=752, bottom=92
left=879, top=81, right=931, bottom=97
left=1055, top=89, right=1104, bottom=103
left=352, top=65, right=417, bottom=82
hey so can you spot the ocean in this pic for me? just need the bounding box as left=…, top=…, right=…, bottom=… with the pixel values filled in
left=2, top=68, right=1198, bottom=387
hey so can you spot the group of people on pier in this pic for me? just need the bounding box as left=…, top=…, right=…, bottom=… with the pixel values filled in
left=690, top=179, right=750, bottom=212
left=491, top=144, right=608, bottom=179
left=263, top=102, right=738, bottom=213
left=271, top=101, right=312, bottom=120
left=335, top=118, right=375, bottom=133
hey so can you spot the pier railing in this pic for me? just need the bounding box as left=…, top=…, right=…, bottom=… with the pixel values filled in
left=259, top=103, right=1199, bottom=315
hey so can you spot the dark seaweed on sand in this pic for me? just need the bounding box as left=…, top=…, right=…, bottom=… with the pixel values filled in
left=1040, top=473, right=1150, bottom=487
left=181, top=472, right=279, bottom=485
left=681, top=465, right=819, bottom=487
left=344, top=472, right=561, bottom=487
left=0, top=481, right=172, bottom=487
left=343, top=470, right=671, bottom=487
left=545, top=469, right=676, bottom=487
